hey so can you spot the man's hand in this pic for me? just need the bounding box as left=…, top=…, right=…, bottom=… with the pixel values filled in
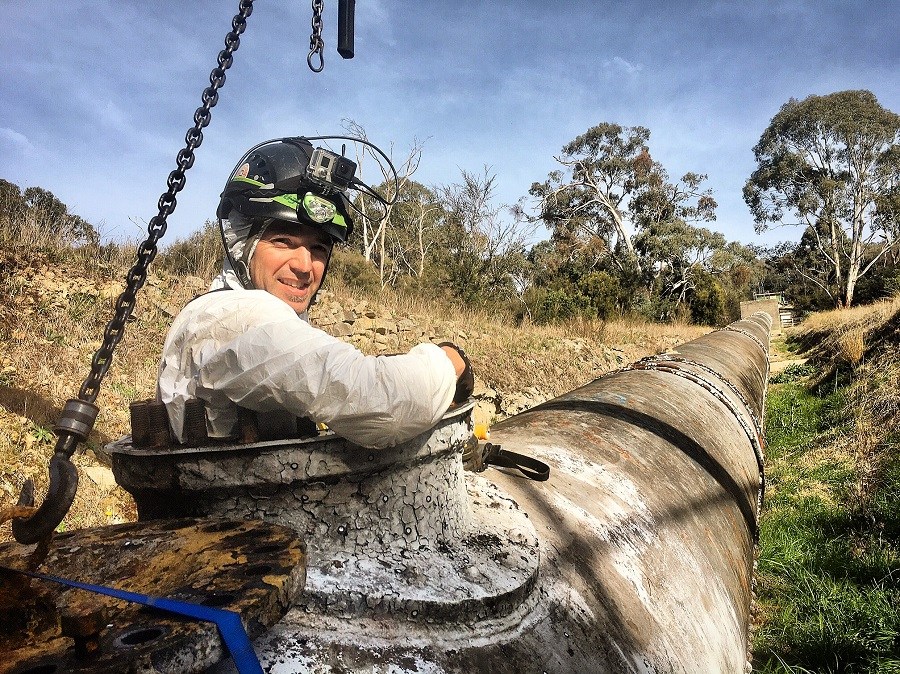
left=439, top=343, right=474, bottom=403
left=440, top=345, right=466, bottom=377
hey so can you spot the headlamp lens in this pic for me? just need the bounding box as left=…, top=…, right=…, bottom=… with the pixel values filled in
left=302, top=193, right=337, bottom=223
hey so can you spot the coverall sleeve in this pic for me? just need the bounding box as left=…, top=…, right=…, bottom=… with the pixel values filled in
left=163, top=290, right=458, bottom=449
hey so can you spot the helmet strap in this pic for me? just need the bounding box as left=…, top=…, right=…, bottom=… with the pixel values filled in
left=235, top=219, right=274, bottom=290
left=234, top=259, right=253, bottom=289
left=307, top=246, right=334, bottom=309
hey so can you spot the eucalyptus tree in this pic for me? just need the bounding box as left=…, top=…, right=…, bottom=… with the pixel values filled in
left=434, top=168, right=534, bottom=307
left=634, top=221, right=727, bottom=310
left=744, top=90, right=900, bottom=308
left=382, top=180, right=444, bottom=286
left=529, top=123, right=717, bottom=278
left=343, top=120, right=426, bottom=287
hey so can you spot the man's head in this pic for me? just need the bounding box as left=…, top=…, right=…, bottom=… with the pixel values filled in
left=249, top=220, right=332, bottom=314
left=217, top=138, right=355, bottom=301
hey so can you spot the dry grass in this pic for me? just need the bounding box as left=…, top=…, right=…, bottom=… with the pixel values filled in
left=324, top=283, right=712, bottom=415
left=0, top=241, right=716, bottom=544
left=785, top=294, right=900, bottom=510
left=842, top=349, right=900, bottom=506
left=837, top=328, right=866, bottom=366
left=789, top=295, right=900, bottom=373
left=798, top=296, right=900, bottom=333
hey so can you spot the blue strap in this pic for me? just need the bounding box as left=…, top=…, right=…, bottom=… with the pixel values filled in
left=3, top=566, right=263, bottom=674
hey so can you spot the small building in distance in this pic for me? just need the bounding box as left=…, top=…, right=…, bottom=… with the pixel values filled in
left=740, top=292, right=797, bottom=335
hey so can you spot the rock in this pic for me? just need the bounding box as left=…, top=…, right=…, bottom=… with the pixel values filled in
left=374, top=320, right=396, bottom=335
left=83, top=466, right=118, bottom=489
left=328, top=322, right=354, bottom=338
left=184, top=276, right=207, bottom=291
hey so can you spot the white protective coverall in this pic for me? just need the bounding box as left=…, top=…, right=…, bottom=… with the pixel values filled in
left=157, top=265, right=458, bottom=449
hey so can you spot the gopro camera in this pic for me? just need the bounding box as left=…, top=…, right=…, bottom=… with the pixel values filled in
left=307, top=148, right=357, bottom=193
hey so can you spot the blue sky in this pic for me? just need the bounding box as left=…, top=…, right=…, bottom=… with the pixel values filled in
left=1, top=1, right=898, bottom=248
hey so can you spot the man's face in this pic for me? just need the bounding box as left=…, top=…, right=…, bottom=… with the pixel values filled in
left=249, top=221, right=332, bottom=314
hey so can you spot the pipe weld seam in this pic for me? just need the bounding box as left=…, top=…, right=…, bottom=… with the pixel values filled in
left=646, top=355, right=765, bottom=441
left=622, top=361, right=766, bottom=535
left=717, top=326, right=769, bottom=363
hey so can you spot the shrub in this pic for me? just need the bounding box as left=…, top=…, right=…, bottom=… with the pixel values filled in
left=328, top=247, right=382, bottom=294
left=529, top=287, right=595, bottom=324
left=156, top=220, right=222, bottom=280
left=578, top=271, right=621, bottom=319
left=0, top=179, right=99, bottom=250
left=688, top=270, right=726, bottom=326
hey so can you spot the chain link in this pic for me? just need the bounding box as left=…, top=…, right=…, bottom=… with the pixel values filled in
left=77, top=0, right=254, bottom=405
left=308, top=0, right=325, bottom=72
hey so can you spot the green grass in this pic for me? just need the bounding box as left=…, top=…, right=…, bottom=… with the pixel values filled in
left=754, top=382, right=900, bottom=673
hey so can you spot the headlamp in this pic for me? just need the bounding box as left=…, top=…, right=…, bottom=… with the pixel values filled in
left=302, top=193, right=338, bottom=223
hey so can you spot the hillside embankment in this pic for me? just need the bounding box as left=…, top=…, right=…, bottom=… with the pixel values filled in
left=754, top=299, right=900, bottom=672
left=0, top=246, right=708, bottom=541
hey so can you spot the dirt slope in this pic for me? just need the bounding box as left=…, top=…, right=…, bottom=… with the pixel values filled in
left=0, top=247, right=708, bottom=542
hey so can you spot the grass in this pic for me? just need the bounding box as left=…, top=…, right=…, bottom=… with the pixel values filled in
left=1, top=232, right=710, bottom=543
left=6, top=222, right=898, bottom=670
left=799, top=298, right=900, bottom=335
left=754, top=370, right=900, bottom=673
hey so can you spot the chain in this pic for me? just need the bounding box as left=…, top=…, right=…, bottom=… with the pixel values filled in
left=12, top=0, right=257, bottom=545
left=308, top=0, right=325, bottom=72
left=78, top=0, right=254, bottom=404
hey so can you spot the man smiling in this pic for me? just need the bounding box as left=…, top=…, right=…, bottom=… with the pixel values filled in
left=248, top=221, right=332, bottom=312
left=156, top=137, right=472, bottom=449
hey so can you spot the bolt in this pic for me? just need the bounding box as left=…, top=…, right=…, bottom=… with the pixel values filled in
left=60, top=604, right=107, bottom=659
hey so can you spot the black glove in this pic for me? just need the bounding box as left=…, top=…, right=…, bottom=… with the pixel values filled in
left=438, top=342, right=474, bottom=403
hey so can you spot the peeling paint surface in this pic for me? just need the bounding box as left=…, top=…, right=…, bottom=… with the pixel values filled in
left=0, top=518, right=305, bottom=674
left=108, top=316, right=770, bottom=673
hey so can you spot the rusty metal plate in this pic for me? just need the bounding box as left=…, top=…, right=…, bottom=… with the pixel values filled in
left=0, top=518, right=306, bottom=674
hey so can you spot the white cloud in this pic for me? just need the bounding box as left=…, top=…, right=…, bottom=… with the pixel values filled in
left=0, top=127, right=34, bottom=154
left=604, top=56, right=643, bottom=76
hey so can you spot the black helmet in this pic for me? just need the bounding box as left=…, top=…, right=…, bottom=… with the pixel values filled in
left=217, top=137, right=354, bottom=243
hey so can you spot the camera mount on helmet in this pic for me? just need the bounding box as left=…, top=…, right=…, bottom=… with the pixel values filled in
left=217, top=135, right=398, bottom=241
left=217, top=135, right=398, bottom=291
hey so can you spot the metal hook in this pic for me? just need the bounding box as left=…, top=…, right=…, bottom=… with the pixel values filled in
left=11, top=399, right=97, bottom=545
left=308, top=48, right=324, bottom=72
left=12, top=440, right=80, bottom=545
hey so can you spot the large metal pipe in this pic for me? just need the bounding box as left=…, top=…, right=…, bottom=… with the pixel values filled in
left=109, top=314, right=770, bottom=673
left=476, top=312, right=770, bottom=673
